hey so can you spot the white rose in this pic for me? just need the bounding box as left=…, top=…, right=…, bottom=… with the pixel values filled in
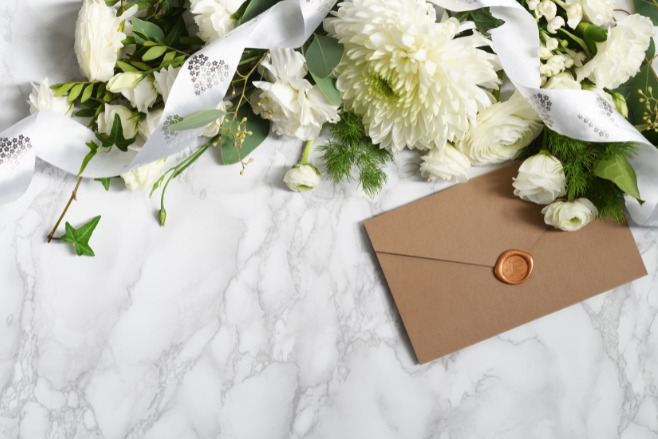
left=97, top=104, right=139, bottom=139
left=189, top=0, right=246, bottom=44
left=420, top=145, right=470, bottom=183
left=121, top=77, right=158, bottom=113
left=74, top=0, right=137, bottom=82
left=284, top=163, right=321, bottom=192
left=580, top=0, right=614, bottom=27
left=513, top=153, right=566, bottom=204
left=538, top=1, right=557, bottom=20
left=121, top=159, right=167, bottom=191
left=458, top=91, right=543, bottom=166
left=252, top=48, right=339, bottom=140
left=202, top=100, right=232, bottom=137
left=542, top=198, right=598, bottom=231
left=137, top=109, right=164, bottom=142
left=577, top=14, right=654, bottom=89
left=544, top=72, right=581, bottom=90
left=153, top=66, right=181, bottom=103
left=28, top=78, right=72, bottom=117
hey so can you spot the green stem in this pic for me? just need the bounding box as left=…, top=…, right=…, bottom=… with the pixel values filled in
left=301, top=139, right=314, bottom=165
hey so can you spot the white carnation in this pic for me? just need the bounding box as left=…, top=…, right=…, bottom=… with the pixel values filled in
left=137, top=109, right=164, bottom=142
left=74, top=0, right=137, bottom=82
left=580, top=0, right=615, bottom=27
left=284, top=163, right=321, bottom=192
left=121, top=77, right=158, bottom=113
left=513, top=153, right=566, bottom=204
left=189, top=0, right=246, bottom=44
left=252, top=48, right=339, bottom=140
left=153, top=66, right=181, bottom=103
left=458, top=91, right=543, bottom=166
left=28, top=78, right=72, bottom=117
left=577, top=14, right=654, bottom=89
left=97, top=104, right=139, bottom=139
left=542, top=198, right=598, bottom=231
left=420, top=145, right=470, bottom=183
left=121, top=159, right=167, bottom=191
left=326, top=0, right=500, bottom=152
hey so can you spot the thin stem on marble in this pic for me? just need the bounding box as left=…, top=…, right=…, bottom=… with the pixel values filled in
left=47, top=177, right=83, bottom=243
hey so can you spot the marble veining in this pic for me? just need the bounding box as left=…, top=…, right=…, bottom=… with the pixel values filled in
left=1, top=1, right=658, bottom=438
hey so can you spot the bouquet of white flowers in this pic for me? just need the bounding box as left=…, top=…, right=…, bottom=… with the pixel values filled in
left=1, top=0, right=657, bottom=255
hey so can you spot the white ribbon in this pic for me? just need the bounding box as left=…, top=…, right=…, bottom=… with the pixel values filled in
left=2, top=0, right=658, bottom=226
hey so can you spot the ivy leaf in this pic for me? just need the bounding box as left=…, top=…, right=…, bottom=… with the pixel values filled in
left=167, top=109, right=226, bottom=131
left=593, top=154, right=643, bottom=202
left=95, top=177, right=112, bottom=191
left=78, top=141, right=100, bottom=176
left=305, top=35, right=344, bottom=78
left=311, top=73, right=341, bottom=106
left=239, top=0, right=281, bottom=24
left=60, top=216, right=101, bottom=257
left=95, top=114, right=136, bottom=152
left=220, top=105, right=270, bottom=164
left=469, top=8, right=505, bottom=36
left=634, top=0, right=658, bottom=25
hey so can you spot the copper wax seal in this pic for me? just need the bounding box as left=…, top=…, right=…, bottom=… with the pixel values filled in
left=494, top=249, right=534, bottom=285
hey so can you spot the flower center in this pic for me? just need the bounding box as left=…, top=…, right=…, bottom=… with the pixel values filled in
left=366, top=73, right=399, bottom=103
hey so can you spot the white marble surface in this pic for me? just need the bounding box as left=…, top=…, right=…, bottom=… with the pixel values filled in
left=2, top=1, right=658, bottom=438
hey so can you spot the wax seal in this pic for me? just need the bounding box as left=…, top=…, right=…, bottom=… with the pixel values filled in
left=494, top=249, right=534, bottom=285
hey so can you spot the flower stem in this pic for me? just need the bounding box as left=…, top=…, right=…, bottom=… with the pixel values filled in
left=301, top=139, right=314, bottom=165
left=47, top=177, right=83, bottom=242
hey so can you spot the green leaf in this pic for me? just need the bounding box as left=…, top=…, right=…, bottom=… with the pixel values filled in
left=628, top=63, right=658, bottom=142
left=634, top=0, right=658, bottom=26
left=96, top=82, right=106, bottom=100
left=54, top=83, right=74, bottom=98
left=117, top=60, right=139, bottom=72
left=131, top=18, right=165, bottom=41
left=305, top=35, right=344, bottom=78
left=593, top=154, right=643, bottom=202
left=75, top=108, right=98, bottom=118
left=220, top=105, right=270, bottom=164
left=78, top=141, right=100, bottom=176
left=469, top=8, right=505, bottom=36
left=80, top=83, right=95, bottom=103
left=60, top=216, right=101, bottom=257
left=239, top=0, right=282, bottom=24
left=167, top=109, right=226, bottom=131
left=68, top=83, right=84, bottom=102
left=142, top=45, right=168, bottom=62
left=130, top=60, right=152, bottom=70
left=577, top=22, right=607, bottom=55
left=311, top=73, right=341, bottom=106
left=95, top=114, right=135, bottom=151
left=95, top=177, right=112, bottom=191
left=160, top=51, right=176, bottom=68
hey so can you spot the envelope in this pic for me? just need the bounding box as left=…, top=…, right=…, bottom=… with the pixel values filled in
left=364, top=163, right=647, bottom=364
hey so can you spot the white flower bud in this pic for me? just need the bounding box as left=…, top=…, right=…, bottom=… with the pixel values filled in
left=538, top=0, right=557, bottom=20
left=527, top=0, right=540, bottom=10
left=540, top=46, right=552, bottom=60
left=420, top=144, right=471, bottom=183
left=107, top=72, right=143, bottom=92
left=542, top=198, right=598, bottom=231
left=284, top=163, right=321, bottom=192
left=547, top=16, right=565, bottom=33
left=513, top=153, right=567, bottom=204
left=565, top=2, right=583, bottom=28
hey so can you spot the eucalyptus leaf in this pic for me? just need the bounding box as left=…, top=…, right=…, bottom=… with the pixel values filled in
left=131, top=18, right=165, bottom=41
left=634, top=0, right=658, bottom=25
left=220, top=105, right=270, bottom=164
left=311, top=73, right=341, bottom=106
left=305, top=35, right=344, bottom=78
left=167, top=109, right=226, bottom=131
left=593, top=154, right=642, bottom=202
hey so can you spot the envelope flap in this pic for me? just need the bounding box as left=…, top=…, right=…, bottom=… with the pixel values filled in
left=365, top=164, right=548, bottom=267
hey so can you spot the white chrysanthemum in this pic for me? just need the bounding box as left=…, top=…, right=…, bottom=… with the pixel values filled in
left=74, top=0, right=137, bottom=82
left=577, top=14, right=654, bottom=90
left=28, top=78, right=72, bottom=117
left=189, top=0, right=246, bottom=44
left=325, top=0, right=500, bottom=152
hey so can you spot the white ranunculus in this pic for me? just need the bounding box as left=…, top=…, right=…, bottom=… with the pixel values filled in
left=513, top=153, right=566, bottom=204
left=189, top=0, right=246, bottom=44
left=153, top=66, right=181, bottom=103
left=544, top=72, right=581, bottom=90
left=97, top=104, right=139, bottom=139
left=121, top=77, right=158, bottom=113
left=252, top=48, right=339, bottom=140
left=107, top=72, right=143, bottom=92
left=137, top=109, right=164, bottom=142
left=420, top=145, right=470, bottom=183
left=284, top=163, right=321, bottom=192
left=458, top=91, right=543, bottom=166
left=202, top=100, right=232, bottom=137
left=121, top=159, right=167, bottom=191
left=28, top=78, right=72, bottom=116
left=542, top=198, right=598, bottom=231
left=577, top=14, right=654, bottom=89
left=74, top=0, right=137, bottom=82
left=580, top=0, right=614, bottom=26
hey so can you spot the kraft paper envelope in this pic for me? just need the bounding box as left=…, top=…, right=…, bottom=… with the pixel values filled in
left=365, top=163, right=647, bottom=364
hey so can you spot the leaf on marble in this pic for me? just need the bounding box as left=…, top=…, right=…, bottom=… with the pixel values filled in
left=60, top=216, right=101, bottom=257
